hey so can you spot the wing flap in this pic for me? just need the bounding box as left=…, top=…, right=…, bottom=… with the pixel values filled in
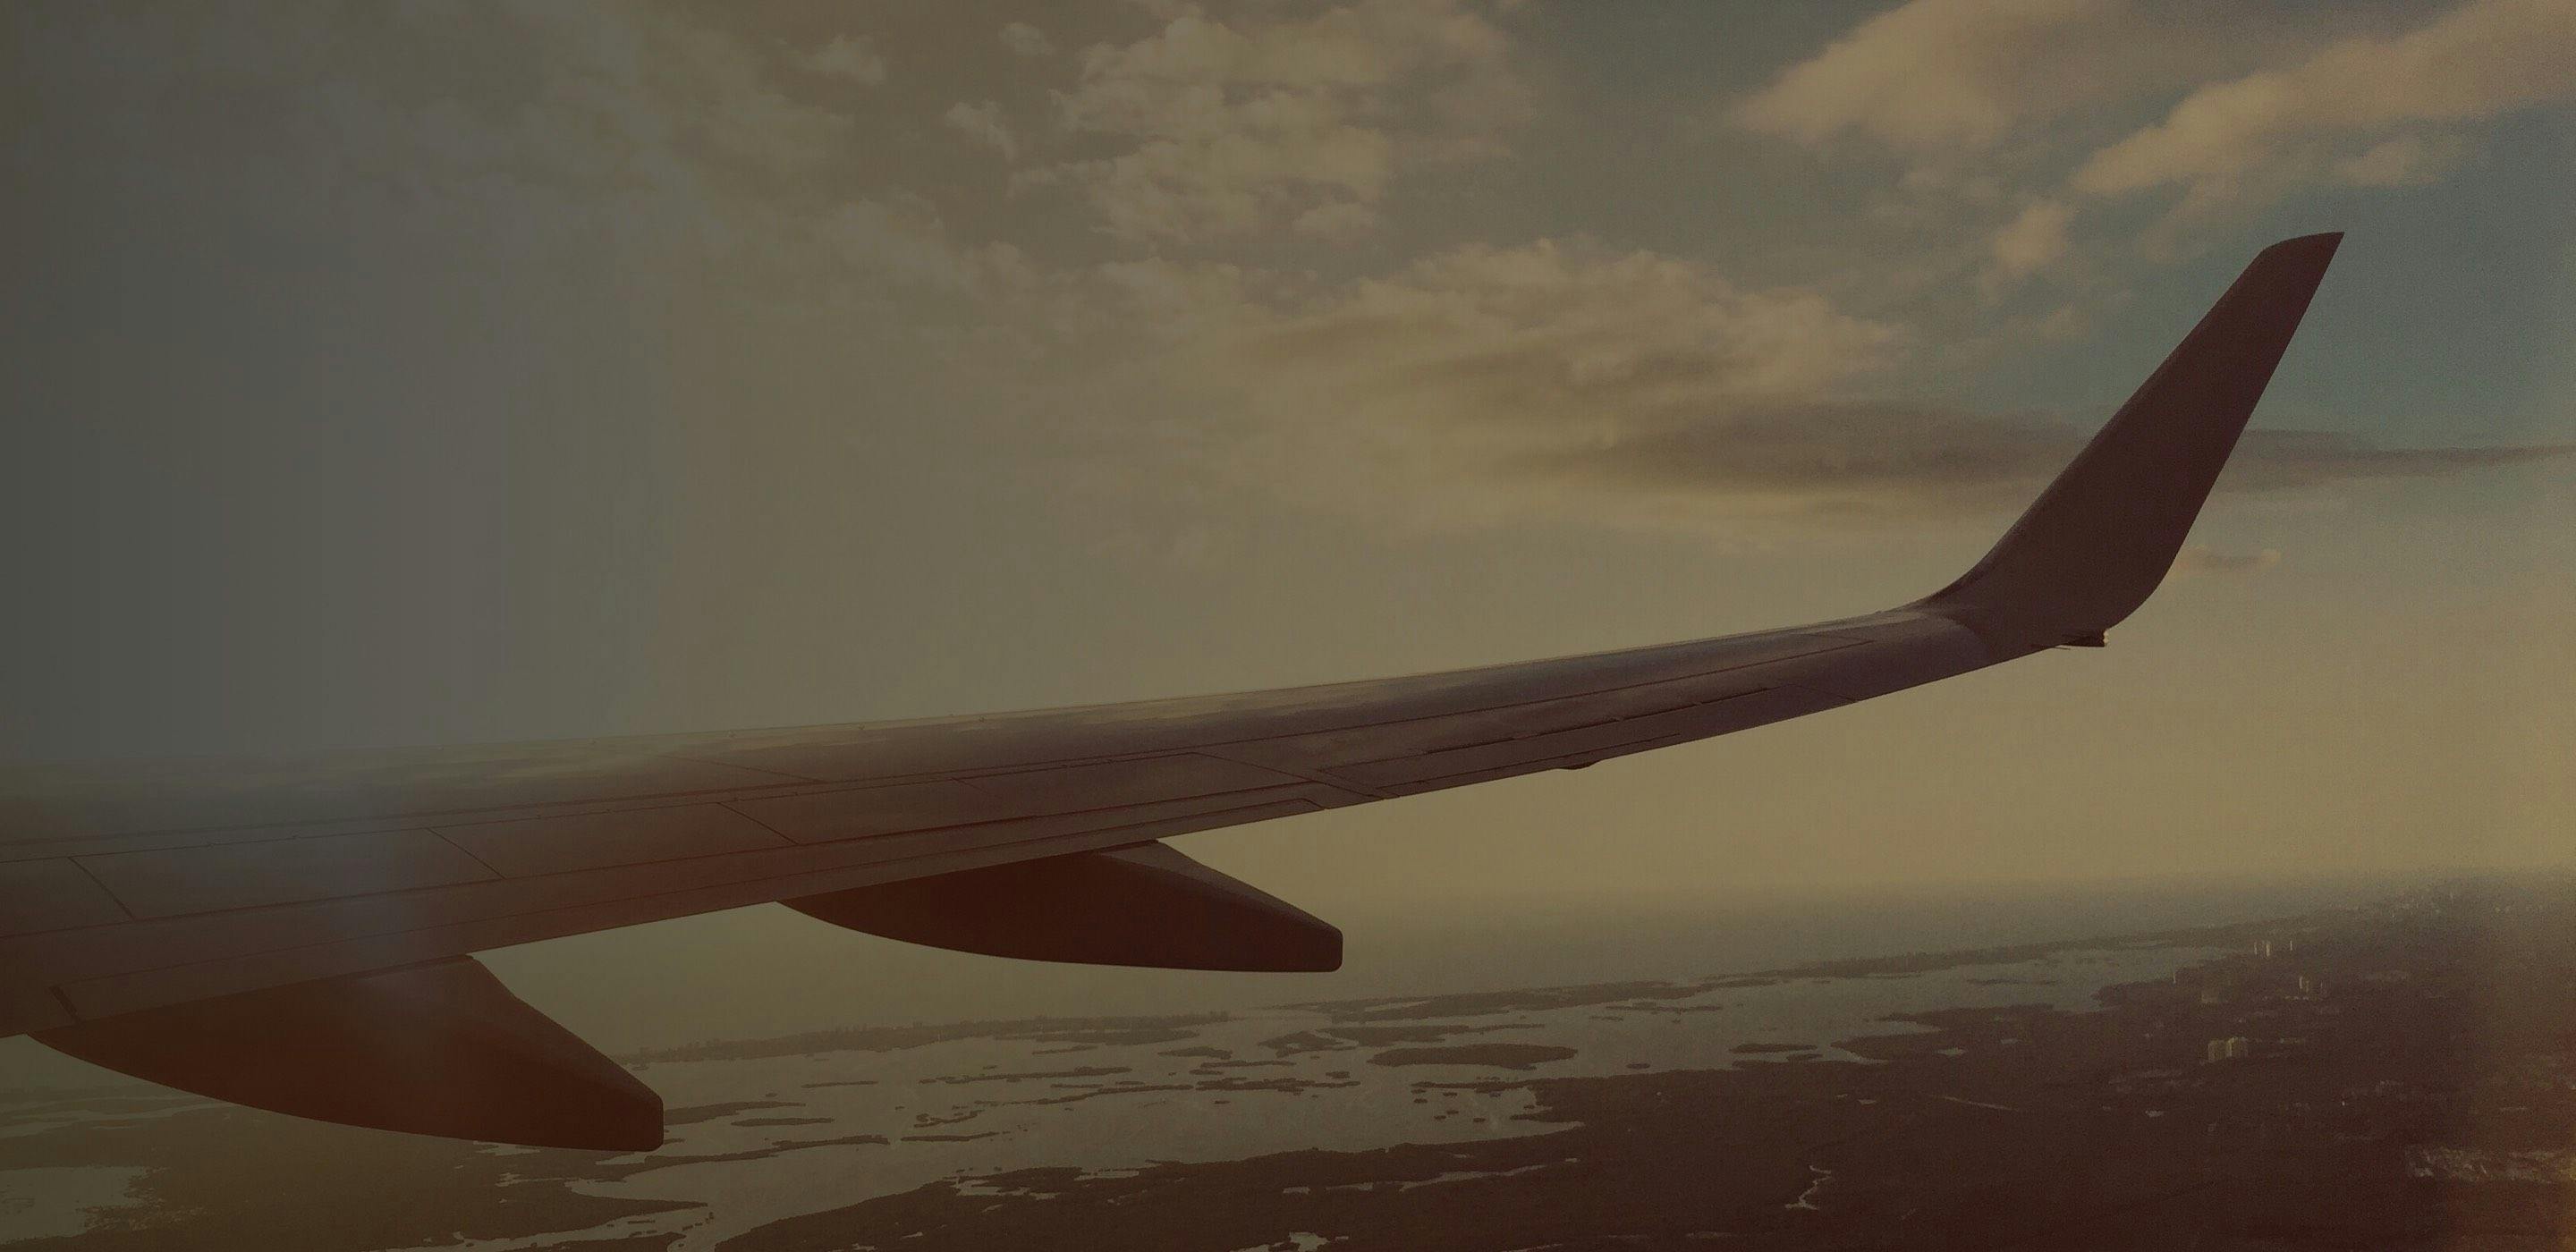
left=13, top=794, right=1337, bottom=1033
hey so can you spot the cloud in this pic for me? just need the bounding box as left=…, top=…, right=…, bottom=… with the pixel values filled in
left=2332, top=132, right=2470, bottom=187
left=22, top=4, right=869, bottom=247
left=1039, top=96, right=1397, bottom=244
left=944, top=100, right=1018, bottom=159
left=76, top=3, right=2545, bottom=549
left=814, top=197, right=1038, bottom=302
left=1989, top=199, right=2072, bottom=279
left=801, top=33, right=887, bottom=85
left=999, top=21, right=1055, bottom=58
left=1040, top=0, right=1530, bottom=244
left=1240, top=240, right=1901, bottom=415
left=1750, top=0, right=2571, bottom=291
left=48, top=4, right=1040, bottom=333
left=2170, top=546, right=2282, bottom=578
left=1051, top=224, right=2573, bottom=534
left=1512, top=401, right=2076, bottom=519
left=1292, top=199, right=1384, bottom=242
left=1065, top=240, right=1909, bottom=529
left=2222, top=431, right=2576, bottom=491
left=1513, top=406, right=2576, bottom=522
left=1732, top=0, right=2274, bottom=156
left=2071, top=0, right=2576, bottom=210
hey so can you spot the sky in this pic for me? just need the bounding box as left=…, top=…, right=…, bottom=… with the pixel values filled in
left=2, top=1, right=2572, bottom=1040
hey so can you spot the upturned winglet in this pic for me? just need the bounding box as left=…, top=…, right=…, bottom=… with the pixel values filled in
left=1921, top=233, right=2342, bottom=647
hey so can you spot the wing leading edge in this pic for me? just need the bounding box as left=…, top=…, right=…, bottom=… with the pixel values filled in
left=0, top=234, right=2342, bottom=1148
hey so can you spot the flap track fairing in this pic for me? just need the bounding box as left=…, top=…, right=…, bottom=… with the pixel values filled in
left=33, top=957, right=662, bottom=1151
left=786, top=840, right=1343, bottom=973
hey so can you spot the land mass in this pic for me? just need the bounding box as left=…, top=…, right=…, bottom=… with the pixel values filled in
left=4, top=878, right=2570, bottom=1251
left=715, top=878, right=2576, bottom=1251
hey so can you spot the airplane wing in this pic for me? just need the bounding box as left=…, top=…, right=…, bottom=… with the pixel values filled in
left=0, top=233, right=2342, bottom=1149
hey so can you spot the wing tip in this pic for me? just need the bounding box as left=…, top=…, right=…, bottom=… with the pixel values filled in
left=1920, top=231, right=2343, bottom=647
left=2265, top=230, right=2343, bottom=255
left=2251, top=230, right=2343, bottom=281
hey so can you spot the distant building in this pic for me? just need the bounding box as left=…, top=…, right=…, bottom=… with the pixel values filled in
left=2206, top=1036, right=2252, bottom=1063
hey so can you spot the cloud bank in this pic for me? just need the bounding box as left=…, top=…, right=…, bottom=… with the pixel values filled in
left=1742, top=0, right=2576, bottom=283
left=1068, top=237, right=2570, bottom=531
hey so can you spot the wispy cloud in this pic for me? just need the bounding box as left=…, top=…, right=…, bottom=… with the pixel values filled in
left=2072, top=0, right=2576, bottom=213
left=801, top=33, right=888, bottom=85
left=944, top=100, right=1018, bottom=160
left=1030, top=0, right=1530, bottom=244
left=1063, top=236, right=2572, bottom=532
left=1741, top=0, right=2576, bottom=286
left=43, top=1, right=2550, bottom=550
left=1733, top=0, right=2284, bottom=156
left=1989, top=199, right=2073, bottom=281
left=2170, top=545, right=2283, bottom=578
left=999, top=21, right=1055, bottom=59
left=1512, top=406, right=2574, bottom=521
